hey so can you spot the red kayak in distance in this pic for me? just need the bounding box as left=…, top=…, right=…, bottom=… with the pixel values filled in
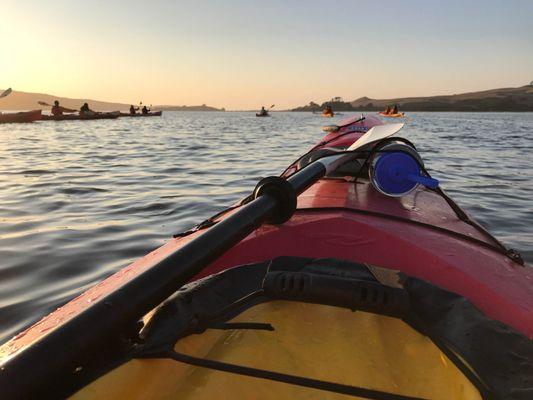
left=0, top=110, right=42, bottom=124
left=40, top=112, right=120, bottom=121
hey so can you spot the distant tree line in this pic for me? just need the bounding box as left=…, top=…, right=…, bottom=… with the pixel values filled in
left=292, top=98, right=357, bottom=112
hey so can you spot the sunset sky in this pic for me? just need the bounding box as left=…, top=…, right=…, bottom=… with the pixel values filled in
left=2, top=0, right=532, bottom=109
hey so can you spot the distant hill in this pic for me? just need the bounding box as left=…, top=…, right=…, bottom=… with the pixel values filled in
left=154, top=104, right=225, bottom=112
left=351, top=85, right=533, bottom=111
left=293, top=85, right=533, bottom=112
left=0, top=89, right=131, bottom=111
left=0, top=89, right=224, bottom=112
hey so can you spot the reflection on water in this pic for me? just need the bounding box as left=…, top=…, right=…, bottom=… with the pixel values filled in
left=0, top=111, right=531, bottom=343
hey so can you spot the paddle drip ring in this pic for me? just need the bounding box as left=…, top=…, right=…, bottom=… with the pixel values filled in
left=253, top=176, right=297, bottom=224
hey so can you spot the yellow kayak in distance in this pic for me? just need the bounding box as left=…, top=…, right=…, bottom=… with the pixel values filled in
left=378, top=112, right=405, bottom=118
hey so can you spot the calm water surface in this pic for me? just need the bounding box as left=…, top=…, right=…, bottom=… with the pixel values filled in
left=0, top=111, right=531, bottom=343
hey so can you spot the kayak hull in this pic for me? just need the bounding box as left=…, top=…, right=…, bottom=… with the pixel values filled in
left=256, top=113, right=270, bottom=117
left=51, top=178, right=526, bottom=336
left=0, top=110, right=42, bottom=124
left=120, top=111, right=163, bottom=117
left=40, top=113, right=119, bottom=121
left=379, top=112, right=405, bottom=118
left=1, top=112, right=529, bottom=348
left=1, top=122, right=529, bottom=347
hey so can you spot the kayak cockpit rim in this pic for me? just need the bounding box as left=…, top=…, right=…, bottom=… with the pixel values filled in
left=57, top=258, right=533, bottom=399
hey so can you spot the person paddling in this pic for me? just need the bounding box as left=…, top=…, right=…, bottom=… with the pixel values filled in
left=51, top=100, right=76, bottom=116
left=383, top=105, right=392, bottom=115
left=392, top=104, right=399, bottom=114
left=141, top=105, right=150, bottom=115
left=80, top=103, right=96, bottom=116
left=259, top=106, right=268, bottom=116
left=129, top=105, right=139, bottom=115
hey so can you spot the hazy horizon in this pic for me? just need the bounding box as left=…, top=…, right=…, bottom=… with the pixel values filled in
left=2, top=0, right=532, bottom=109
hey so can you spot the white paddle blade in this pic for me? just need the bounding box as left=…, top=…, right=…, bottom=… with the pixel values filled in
left=0, top=88, right=12, bottom=98
left=348, top=123, right=404, bottom=151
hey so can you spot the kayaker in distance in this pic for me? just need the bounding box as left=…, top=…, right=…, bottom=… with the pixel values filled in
left=258, top=106, right=269, bottom=116
left=380, top=104, right=400, bottom=116
left=255, top=106, right=270, bottom=117
left=322, top=105, right=334, bottom=116
left=80, top=103, right=96, bottom=116
left=141, top=105, right=150, bottom=115
left=129, top=105, right=139, bottom=115
left=51, top=100, right=76, bottom=116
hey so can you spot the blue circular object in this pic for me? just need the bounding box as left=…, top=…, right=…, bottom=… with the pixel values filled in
left=372, top=152, right=420, bottom=196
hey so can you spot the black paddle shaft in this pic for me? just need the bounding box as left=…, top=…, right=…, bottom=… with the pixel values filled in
left=0, top=159, right=327, bottom=399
